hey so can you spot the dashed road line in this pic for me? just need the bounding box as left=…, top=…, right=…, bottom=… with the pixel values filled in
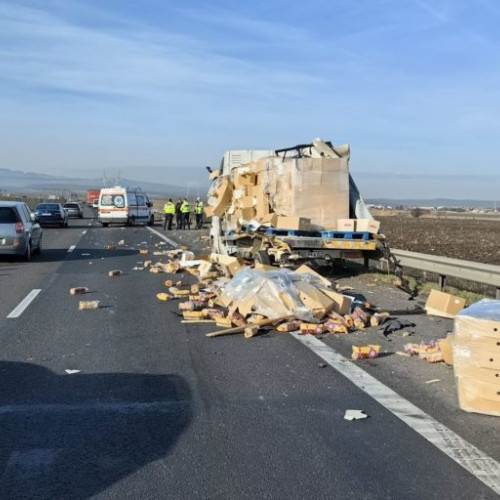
left=146, top=226, right=179, bottom=248
left=81, top=230, right=87, bottom=235
left=67, top=245, right=76, bottom=253
left=7, top=289, right=42, bottom=319
left=291, top=332, right=500, bottom=496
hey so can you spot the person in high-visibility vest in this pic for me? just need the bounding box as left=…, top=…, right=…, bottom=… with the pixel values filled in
left=163, top=198, right=176, bottom=230
left=180, top=198, right=191, bottom=230
left=195, top=197, right=204, bottom=229
left=175, top=198, right=182, bottom=229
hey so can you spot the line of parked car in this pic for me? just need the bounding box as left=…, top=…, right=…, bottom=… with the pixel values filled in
left=0, top=201, right=85, bottom=261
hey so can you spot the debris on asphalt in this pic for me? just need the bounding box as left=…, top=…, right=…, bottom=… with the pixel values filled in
left=65, top=369, right=81, bottom=374
left=404, top=341, right=443, bottom=363
left=344, top=409, right=368, bottom=421
left=351, top=345, right=381, bottom=360
left=318, top=362, right=327, bottom=369
left=108, top=269, right=123, bottom=277
left=118, top=239, right=125, bottom=245
left=378, top=318, right=416, bottom=338
left=78, top=300, right=100, bottom=310
left=157, top=293, right=173, bottom=301
left=106, top=245, right=115, bottom=250
left=425, top=379, right=441, bottom=384
left=70, top=287, right=89, bottom=295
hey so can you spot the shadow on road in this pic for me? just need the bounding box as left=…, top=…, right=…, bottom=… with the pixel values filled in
left=0, top=361, right=192, bottom=499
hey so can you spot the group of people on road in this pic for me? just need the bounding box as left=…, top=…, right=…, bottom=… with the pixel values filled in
left=162, top=197, right=204, bottom=230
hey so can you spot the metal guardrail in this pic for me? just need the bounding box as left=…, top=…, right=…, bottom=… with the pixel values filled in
left=375, top=249, right=500, bottom=298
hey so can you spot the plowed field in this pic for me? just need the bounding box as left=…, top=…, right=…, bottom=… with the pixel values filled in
left=378, top=216, right=500, bottom=265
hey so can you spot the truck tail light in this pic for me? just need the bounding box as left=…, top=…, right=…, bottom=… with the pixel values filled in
left=15, top=222, right=24, bottom=234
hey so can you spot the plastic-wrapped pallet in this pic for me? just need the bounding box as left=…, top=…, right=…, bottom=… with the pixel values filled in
left=453, top=299, right=500, bottom=417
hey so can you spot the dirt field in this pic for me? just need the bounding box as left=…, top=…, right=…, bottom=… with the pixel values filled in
left=379, top=216, right=500, bottom=265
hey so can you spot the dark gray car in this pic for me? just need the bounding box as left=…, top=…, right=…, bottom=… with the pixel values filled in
left=35, top=203, right=68, bottom=227
left=0, top=201, right=42, bottom=261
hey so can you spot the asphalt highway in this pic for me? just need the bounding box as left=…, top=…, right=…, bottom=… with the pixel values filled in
left=0, top=212, right=498, bottom=499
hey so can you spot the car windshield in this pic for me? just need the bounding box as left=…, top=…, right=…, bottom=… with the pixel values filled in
left=37, top=204, right=60, bottom=211
left=64, top=204, right=79, bottom=208
left=0, top=207, right=20, bottom=223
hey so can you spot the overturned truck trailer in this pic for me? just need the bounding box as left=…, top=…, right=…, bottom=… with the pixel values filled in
left=206, top=138, right=383, bottom=268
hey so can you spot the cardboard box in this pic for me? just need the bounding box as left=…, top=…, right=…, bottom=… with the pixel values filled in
left=276, top=216, right=311, bottom=232
left=238, top=207, right=256, bottom=222
left=256, top=192, right=270, bottom=217
left=259, top=213, right=278, bottom=226
left=210, top=253, right=245, bottom=277
left=320, top=289, right=353, bottom=315
left=204, top=206, right=214, bottom=218
left=438, top=336, right=453, bottom=365
left=454, top=299, right=500, bottom=340
left=355, top=219, right=380, bottom=234
left=337, top=219, right=355, bottom=232
left=295, top=264, right=332, bottom=288
left=211, top=178, right=233, bottom=218
left=254, top=262, right=276, bottom=272
left=239, top=196, right=256, bottom=209
left=261, top=156, right=349, bottom=231
left=209, top=169, right=220, bottom=180
left=295, top=281, right=335, bottom=320
left=425, top=290, right=466, bottom=319
left=234, top=171, right=256, bottom=187
left=456, top=375, right=500, bottom=417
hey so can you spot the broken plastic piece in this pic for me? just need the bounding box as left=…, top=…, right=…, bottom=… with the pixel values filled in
left=108, top=270, right=123, bottom=277
left=344, top=409, right=368, bottom=421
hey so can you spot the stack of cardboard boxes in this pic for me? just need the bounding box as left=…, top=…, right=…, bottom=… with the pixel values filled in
left=453, top=299, right=500, bottom=417
left=206, top=151, right=380, bottom=235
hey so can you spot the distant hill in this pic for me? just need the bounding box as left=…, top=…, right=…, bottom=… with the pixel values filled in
left=0, top=167, right=193, bottom=198
left=365, top=198, right=498, bottom=209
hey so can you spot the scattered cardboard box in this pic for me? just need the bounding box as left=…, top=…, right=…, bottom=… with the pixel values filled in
left=212, top=177, right=233, bottom=217
left=295, top=264, right=332, bottom=288
left=295, top=281, right=335, bottom=320
left=210, top=253, right=245, bottom=277
left=320, top=289, right=353, bottom=315
left=425, top=289, right=466, bottom=319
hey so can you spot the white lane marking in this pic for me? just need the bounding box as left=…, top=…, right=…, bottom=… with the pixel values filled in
left=7, top=289, right=42, bottom=319
left=146, top=226, right=179, bottom=248
left=81, top=230, right=87, bottom=235
left=88, top=222, right=92, bottom=226
left=291, top=333, right=500, bottom=495
left=67, top=245, right=76, bottom=253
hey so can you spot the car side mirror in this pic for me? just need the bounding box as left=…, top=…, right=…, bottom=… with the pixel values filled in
left=147, top=202, right=153, bottom=208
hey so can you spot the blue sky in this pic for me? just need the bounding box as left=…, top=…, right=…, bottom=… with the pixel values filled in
left=1, top=0, right=499, bottom=199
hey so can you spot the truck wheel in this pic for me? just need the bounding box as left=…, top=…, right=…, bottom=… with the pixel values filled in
left=148, top=215, right=154, bottom=226
left=254, top=250, right=272, bottom=266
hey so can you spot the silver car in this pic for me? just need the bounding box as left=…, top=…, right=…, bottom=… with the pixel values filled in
left=0, top=201, right=42, bottom=261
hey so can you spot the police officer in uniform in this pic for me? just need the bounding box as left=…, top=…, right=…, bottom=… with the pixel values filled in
left=163, top=198, right=175, bottom=230
left=180, top=198, right=191, bottom=230
left=195, top=197, right=204, bottom=229
left=175, top=198, right=183, bottom=229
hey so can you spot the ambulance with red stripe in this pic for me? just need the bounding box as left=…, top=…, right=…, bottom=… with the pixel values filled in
left=97, top=186, right=155, bottom=227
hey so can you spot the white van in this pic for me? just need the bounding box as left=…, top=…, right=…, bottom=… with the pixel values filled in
left=97, top=186, right=155, bottom=227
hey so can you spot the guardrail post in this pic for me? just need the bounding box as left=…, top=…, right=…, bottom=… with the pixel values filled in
left=438, top=274, right=447, bottom=291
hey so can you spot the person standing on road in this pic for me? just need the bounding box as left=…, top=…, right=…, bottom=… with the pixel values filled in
left=163, top=198, right=175, bottom=230
left=195, top=197, right=204, bottom=229
left=175, top=198, right=183, bottom=229
left=180, top=198, right=191, bottom=230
